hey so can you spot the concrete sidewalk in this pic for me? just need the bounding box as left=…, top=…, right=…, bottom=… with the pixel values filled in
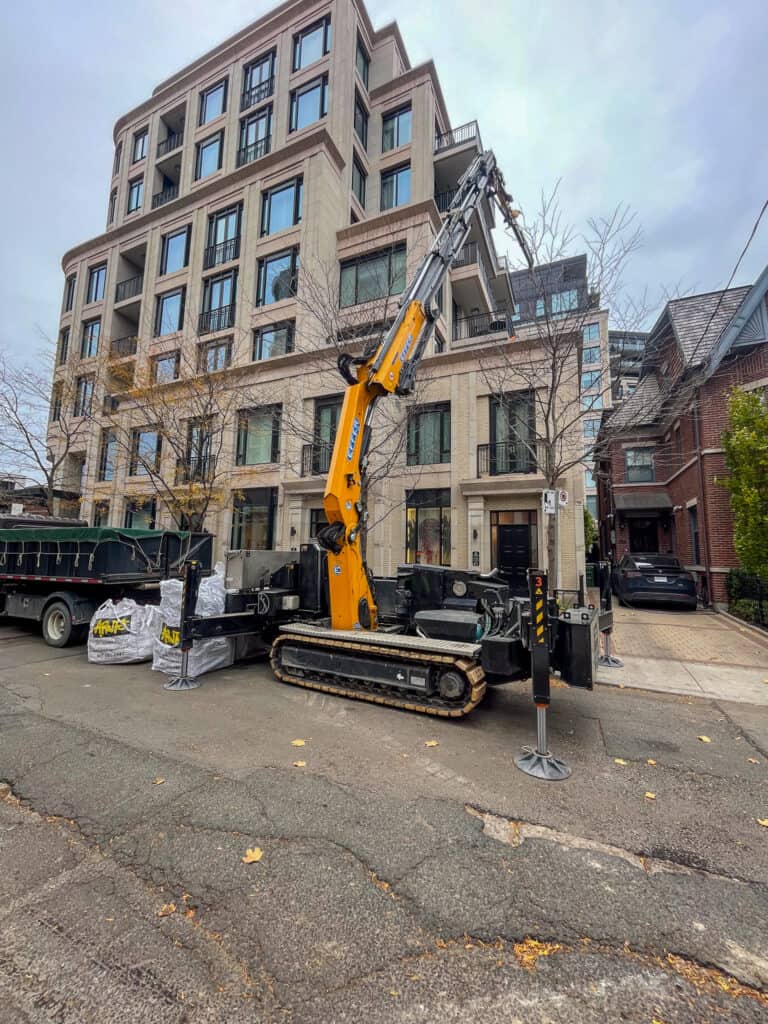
left=597, top=607, right=768, bottom=704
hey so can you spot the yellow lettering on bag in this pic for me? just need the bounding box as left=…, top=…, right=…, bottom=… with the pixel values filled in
left=91, top=617, right=131, bottom=639
left=159, top=623, right=181, bottom=647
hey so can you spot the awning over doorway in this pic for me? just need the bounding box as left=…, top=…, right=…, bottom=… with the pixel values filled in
left=614, top=491, right=672, bottom=511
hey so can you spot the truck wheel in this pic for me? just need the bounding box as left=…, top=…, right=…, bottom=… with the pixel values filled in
left=42, top=601, right=74, bottom=647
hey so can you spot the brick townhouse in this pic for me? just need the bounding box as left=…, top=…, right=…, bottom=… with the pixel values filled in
left=596, top=263, right=768, bottom=603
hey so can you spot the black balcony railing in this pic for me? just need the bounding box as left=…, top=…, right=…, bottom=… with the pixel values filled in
left=241, top=76, right=275, bottom=111
left=434, top=188, right=458, bottom=213
left=175, top=457, right=216, bottom=485
left=477, top=441, right=539, bottom=477
left=151, top=184, right=179, bottom=209
left=109, top=335, right=138, bottom=358
left=453, top=308, right=511, bottom=341
left=236, top=136, right=271, bottom=167
left=435, top=120, right=480, bottom=153
left=302, top=442, right=333, bottom=477
left=198, top=305, right=235, bottom=335
left=157, top=131, right=184, bottom=158
left=202, top=236, right=241, bottom=270
left=453, top=241, right=479, bottom=268
left=115, top=274, right=143, bottom=303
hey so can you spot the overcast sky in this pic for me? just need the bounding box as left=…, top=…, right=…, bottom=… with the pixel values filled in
left=0, top=0, right=765, bottom=364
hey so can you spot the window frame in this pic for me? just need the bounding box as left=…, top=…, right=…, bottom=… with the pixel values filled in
left=160, top=225, right=191, bottom=275
left=80, top=318, right=101, bottom=359
left=235, top=404, right=282, bottom=466
left=582, top=345, right=601, bottom=365
left=238, top=105, right=272, bottom=163
left=198, top=337, right=233, bottom=373
left=97, top=429, right=117, bottom=482
left=260, top=176, right=303, bottom=236
left=152, top=350, right=181, bottom=384
left=252, top=320, right=295, bottom=361
left=339, top=244, right=406, bottom=308
left=405, top=487, right=451, bottom=567
left=195, top=131, right=224, bottom=180
left=74, top=375, right=94, bottom=417
left=583, top=322, right=600, bottom=342
left=382, top=105, right=412, bottom=152
left=86, top=264, right=107, bottom=304
left=113, top=142, right=122, bottom=177
left=131, top=128, right=148, bottom=164
left=107, top=189, right=117, bottom=226
left=243, top=50, right=276, bottom=99
left=355, top=36, right=370, bottom=88
left=289, top=75, right=328, bottom=133
left=63, top=274, right=77, bottom=312
left=624, top=447, right=655, bottom=483
left=354, top=91, right=369, bottom=149
left=292, top=15, right=332, bottom=72
left=581, top=369, right=602, bottom=391
left=256, top=248, right=300, bottom=307
left=407, top=402, right=451, bottom=466
left=199, top=78, right=228, bottom=126
left=58, top=327, right=70, bottom=365
left=127, top=176, right=144, bottom=213
left=351, top=156, right=367, bottom=208
left=129, top=428, right=162, bottom=477
left=380, top=163, right=411, bottom=211
left=154, top=287, right=185, bottom=337
left=201, top=269, right=238, bottom=317
left=124, top=497, right=156, bottom=530
left=92, top=500, right=110, bottom=527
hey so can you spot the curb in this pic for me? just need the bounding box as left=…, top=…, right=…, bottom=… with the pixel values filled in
left=715, top=608, right=768, bottom=647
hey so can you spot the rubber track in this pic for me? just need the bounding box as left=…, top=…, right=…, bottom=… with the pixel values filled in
left=270, top=633, right=487, bottom=717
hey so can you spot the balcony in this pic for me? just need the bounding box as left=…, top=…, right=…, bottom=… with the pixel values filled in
left=236, top=136, right=271, bottom=167
left=435, top=120, right=481, bottom=153
left=202, top=236, right=241, bottom=270
left=477, top=441, right=542, bottom=477
left=434, top=188, right=458, bottom=213
left=152, top=184, right=179, bottom=209
left=157, top=131, right=184, bottom=158
left=241, top=76, right=275, bottom=112
left=453, top=308, right=512, bottom=342
left=175, top=457, right=216, bottom=485
left=301, top=442, right=333, bottom=477
left=198, top=305, right=235, bottom=335
left=109, top=335, right=138, bottom=359
left=115, top=274, right=143, bottom=303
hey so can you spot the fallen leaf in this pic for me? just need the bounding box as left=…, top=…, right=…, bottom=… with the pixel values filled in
left=513, top=938, right=562, bottom=971
left=758, top=819, right=768, bottom=828
left=647, top=759, right=657, bottom=766
left=697, top=735, right=712, bottom=744
left=292, top=761, right=306, bottom=768
left=390, top=990, right=399, bottom=997
left=242, top=847, right=263, bottom=864
left=152, top=777, right=166, bottom=786
left=651, top=1018, right=668, bottom=1024
left=291, top=739, right=306, bottom=747
left=408, top=974, right=421, bottom=981
left=614, top=758, right=628, bottom=766
left=644, top=792, right=656, bottom=801
left=183, top=908, right=196, bottom=920
left=747, top=758, right=760, bottom=765
left=104, top=917, right=114, bottom=922
left=425, top=740, right=439, bottom=748
left=157, top=903, right=176, bottom=917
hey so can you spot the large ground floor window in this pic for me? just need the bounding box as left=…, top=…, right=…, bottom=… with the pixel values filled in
left=231, top=487, right=277, bottom=550
left=124, top=498, right=157, bottom=530
left=406, top=488, right=451, bottom=566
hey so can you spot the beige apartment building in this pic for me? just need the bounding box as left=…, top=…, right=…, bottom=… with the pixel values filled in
left=49, top=0, right=588, bottom=589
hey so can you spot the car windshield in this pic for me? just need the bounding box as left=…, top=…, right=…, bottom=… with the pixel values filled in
left=631, top=554, right=681, bottom=570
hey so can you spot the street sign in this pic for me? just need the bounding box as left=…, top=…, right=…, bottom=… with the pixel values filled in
left=558, top=489, right=568, bottom=507
left=542, top=490, right=556, bottom=515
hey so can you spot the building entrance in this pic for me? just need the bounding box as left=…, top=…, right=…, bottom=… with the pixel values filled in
left=491, top=510, right=537, bottom=595
left=628, top=516, right=659, bottom=553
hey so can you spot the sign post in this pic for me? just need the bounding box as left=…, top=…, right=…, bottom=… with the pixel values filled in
left=515, top=568, right=572, bottom=781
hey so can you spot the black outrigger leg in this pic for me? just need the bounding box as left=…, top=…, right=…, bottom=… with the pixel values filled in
left=165, top=560, right=203, bottom=692
left=515, top=569, right=571, bottom=781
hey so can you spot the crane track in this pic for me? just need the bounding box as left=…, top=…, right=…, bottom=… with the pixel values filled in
left=270, top=632, right=487, bottom=717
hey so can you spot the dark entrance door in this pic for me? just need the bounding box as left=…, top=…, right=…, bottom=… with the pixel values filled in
left=497, top=524, right=531, bottom=594
left=628, top=516, right=659, bottom=553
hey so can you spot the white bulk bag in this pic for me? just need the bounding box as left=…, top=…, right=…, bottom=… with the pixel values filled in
left=88, top=598, right=161, bottom=664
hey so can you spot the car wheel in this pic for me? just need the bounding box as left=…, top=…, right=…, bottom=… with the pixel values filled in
left=42, top=601, right=74, bottom=648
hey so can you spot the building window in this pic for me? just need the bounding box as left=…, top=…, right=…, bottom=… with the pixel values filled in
left=674, top=425, right=683, bottom=464
left=583, top=418, right=600, bottom=439
left=292, top=16, right=331, bottom=71
left=132, top=128, right=148, bottom=163
left=238, top=105, right=272, bottom=164
left=81, top=319, right=101, bottom=358
left=50, top=385, right=63, bottom=422
left=74, top=376, right=94, bottom=417
left=407, top=403, right=451, bottom=465
left=310, top=507, right=329, bottom=538
left=340, top=245, right=406, bottom=307
left=625, top=447, right=655, bottom=483
left=195, top=132, right=224, bottom=179
left=154, top=288, right=185, bottom=336
left=242, top=51, right=275, bottom=108
left=124, top=498, right=156, bottom=529
left=356, top=37, right=369, bottom=88
left=253, top=321, right=294, bottom=360
left=113, top=142, right=122, bottom=177
left=198, top=338, right=232, bottom=373
left=583, top=323, right=600, bottom=342
left=256, top=248, right=299, bottom=306
left=127, top=177, right=144, bottom=213
left=129, top=429, right=161, bottom=476
left=206, top=205, right=242, bottom=268
left=160, top=226, right=191, bottom=275
left=93, top=500, right=110, bottom=527
left=380, top=164, right=411, bottom=211
left=231, top=487, right=277, bottom=550
left=199, top=79, right=227, bottom=125
left=352, top=157, right=366, bottom=207
left=434, top=329, right=445, bottom=354
left=586, top=495, right=598, bottom=518
left=382, top=106, right=412, bottom=152
left=582, top=345, right=601, bottom=365
left=354, top=92, right=368, bottom=149
left=551, top=289, right=578, bottom=314
left=689, top=505, right=700, bottom=564
left=535, top=298, right=545, bottom=318
left=153, top=351, right=180, bottom=383
left=58, top=327, right=70, bottom=365
left=308, top=395, right=342, bottom=474
left=236, top=405, right=281, bottom=465
left=107, top=189, right=117, bottom=226
left=406, top=488, right=451, bottom=566
left=289, top=75, right=328, bottom=132
left=184, top=420, right=214, bottom=481
left=581, top=370, right=601, bottom=391
left=98, top=430, right=117, bottom=482
left=200, top=270, right=237, bottom=333
left=581, top=393, right=603, bottom=411
left=261, top=177, right=303, bottom=236
left=86, top=264, right=107, bottom=303
left=489, top=393, right=536, bottom=473
left=584, top=454, right=595, bottom=489
left=63, top=274, right=77, bottom=312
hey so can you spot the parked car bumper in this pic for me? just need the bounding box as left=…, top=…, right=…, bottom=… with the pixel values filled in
left=620, top=588, right=697, bottom=608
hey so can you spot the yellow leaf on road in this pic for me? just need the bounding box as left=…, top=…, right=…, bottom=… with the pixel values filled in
left=697, top=735, right=712, bottom=743
left=183, top=908, right=196, bottom=920
left=614, top=758, right=628, bottom=766
left=425, top=740, right=439, bottom=748
left=747, top=758, right=760, bottom=765
left=758, top=819, right=768, bottom=828
left=152, top=777, right=166, bottom=785
left=644, top=792, right=656, bottom=801
left=157, top=903, right=176, bottom=917
left=291, top=739, right=306, bottom=747
left=292, top=761, right=306, bottom=768
left=242, top=847, right=263, bottom=864
left=647, top=759, right=657, bottom=766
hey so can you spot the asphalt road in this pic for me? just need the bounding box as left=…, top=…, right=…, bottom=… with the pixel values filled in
left=0, top=621, right=767, bottom=1022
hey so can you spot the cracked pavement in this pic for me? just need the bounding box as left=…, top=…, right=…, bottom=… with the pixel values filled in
left=0, top=623, right=767, bottom=1021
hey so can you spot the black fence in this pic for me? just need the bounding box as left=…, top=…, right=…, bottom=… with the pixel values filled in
left=727, top=570, right=768, bottom=629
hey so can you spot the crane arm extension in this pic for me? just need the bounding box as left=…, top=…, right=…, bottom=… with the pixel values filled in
left=319, top=150, right=532, bottom=631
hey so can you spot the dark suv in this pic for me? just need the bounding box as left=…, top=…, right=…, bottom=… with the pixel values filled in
left=612, top=553, right=697, bottom=610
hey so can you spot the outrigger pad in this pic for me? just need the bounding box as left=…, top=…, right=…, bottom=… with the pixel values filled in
left=515, top=747, right=571, bottom=781
left=163, top=675, right=202, bottom=691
